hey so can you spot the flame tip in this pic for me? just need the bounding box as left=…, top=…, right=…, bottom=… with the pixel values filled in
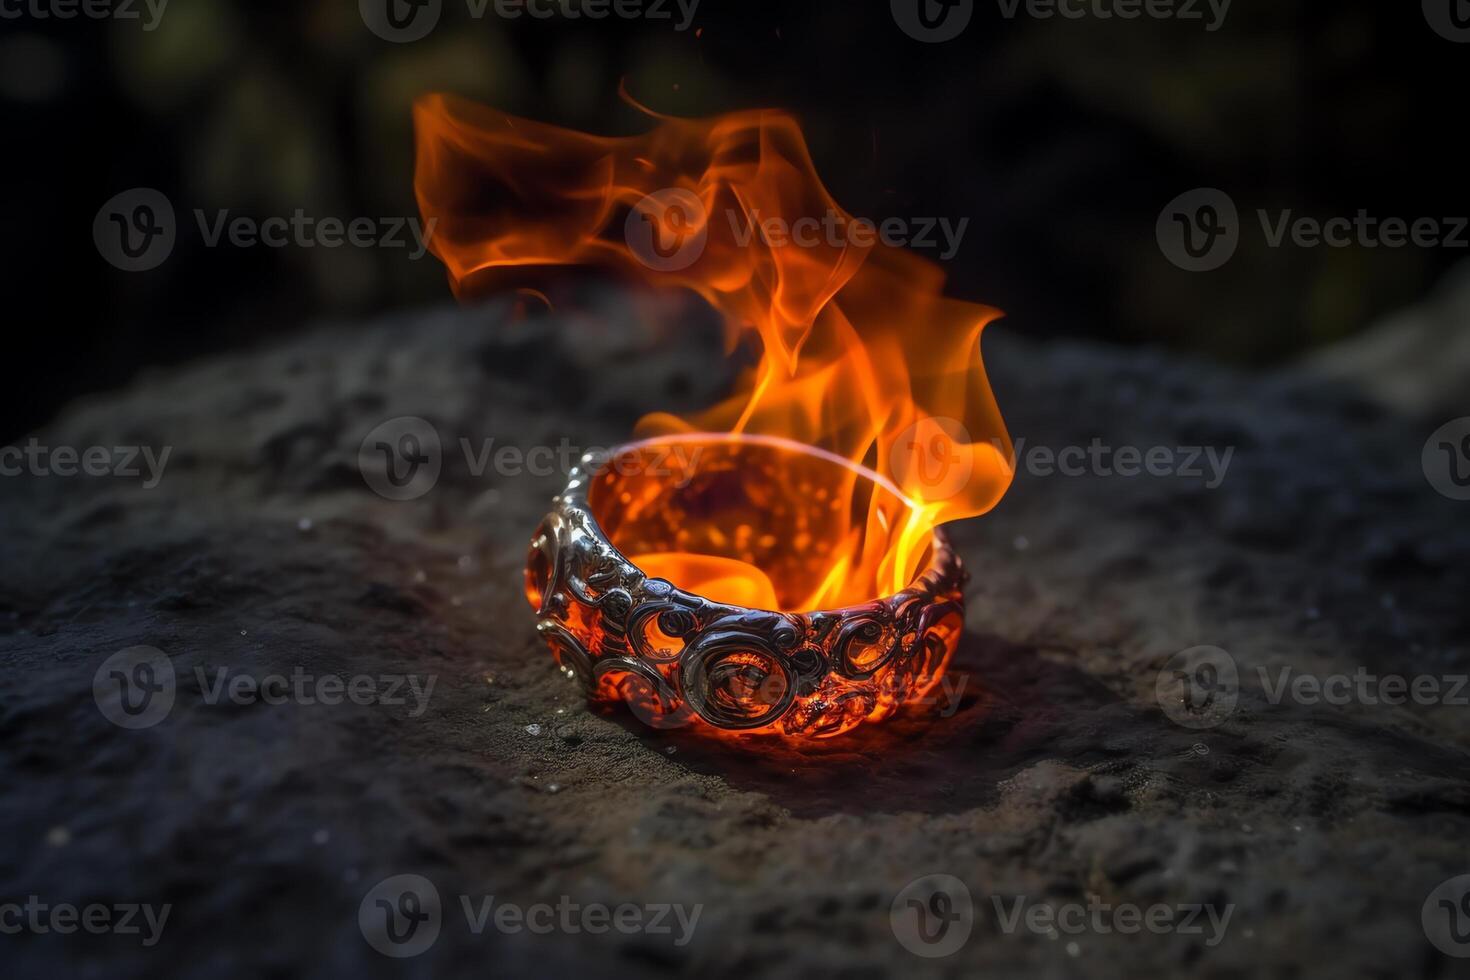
left=415, top=94, right=1015, bottom=600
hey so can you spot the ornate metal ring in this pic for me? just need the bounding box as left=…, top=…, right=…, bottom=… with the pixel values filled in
left=524, top=434, right=967, bottom=738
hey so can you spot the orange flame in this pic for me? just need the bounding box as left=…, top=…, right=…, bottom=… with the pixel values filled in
left=414, top=93, right=1013, bottom=609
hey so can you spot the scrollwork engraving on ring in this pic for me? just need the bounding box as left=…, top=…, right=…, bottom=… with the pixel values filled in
left=524, top=442, right=968, bottom=738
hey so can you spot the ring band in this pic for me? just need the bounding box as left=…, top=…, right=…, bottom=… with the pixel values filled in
left=525, top=435, right=967, bottom=738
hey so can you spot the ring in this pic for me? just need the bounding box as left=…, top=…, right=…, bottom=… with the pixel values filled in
left=525, top=433, right=967, bottom=738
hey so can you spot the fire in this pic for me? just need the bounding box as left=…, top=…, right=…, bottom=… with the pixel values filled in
left=414, top=93, right=1013, bottom=611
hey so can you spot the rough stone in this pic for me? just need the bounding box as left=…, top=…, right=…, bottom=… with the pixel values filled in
left=1, top=290, right=1467, bottom=977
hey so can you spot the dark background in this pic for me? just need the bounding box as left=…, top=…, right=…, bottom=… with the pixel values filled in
left=3, top=6, right=1470, bottom=978
left=1, top=0, right=1464, bottom=440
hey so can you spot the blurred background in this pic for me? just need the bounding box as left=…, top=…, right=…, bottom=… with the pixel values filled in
left=1, top=0, right=1464, bottom=441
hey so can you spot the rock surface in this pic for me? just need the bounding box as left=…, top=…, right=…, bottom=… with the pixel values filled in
left=1299, top=260, right=1470, bottom=423
left=1, top=289, right=1468, bottom=978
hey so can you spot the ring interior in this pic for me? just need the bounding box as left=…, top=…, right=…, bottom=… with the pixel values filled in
left=584, top=435, right=935, bottom=612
